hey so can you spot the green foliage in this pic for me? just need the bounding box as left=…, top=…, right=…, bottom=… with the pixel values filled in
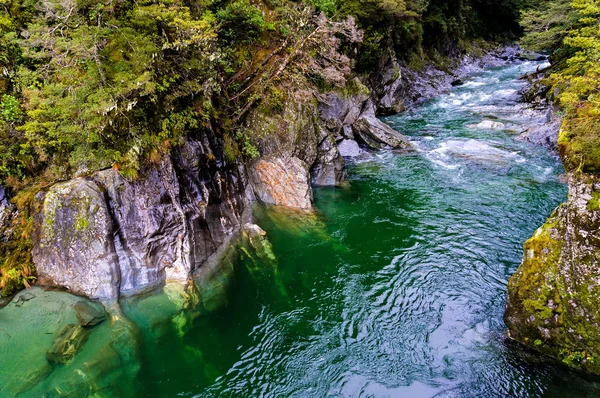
left=307, top=0, right=338, bottom=15
left=235, top=131, right=260, bottom=159
left=0, top=0, right=226, bottom=185
left=0, top=186, right=38, bottom=297
left=522, top=0, right=600, bottom=175
left=520, top=0, right=575, bottom=52
left=216, top=0, right=267, bottom=44
left=547, top=0, right=600, bottom=174
left=587, top=190, right=600, bottom=211
left=223, top=133, right=241, bottom=163
left=0, top=94, right=21, bottom=123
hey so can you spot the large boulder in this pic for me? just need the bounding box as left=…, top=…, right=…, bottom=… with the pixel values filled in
left=318, top=80, right=370, bottom=136
left=337, top=139, right=362, bottom=157
left=73, top=300, right=106, bottom=327
left=505, top=176, right=600, bottom=373
left=351, top=103, right=412, bottom=150
left=249, top=156, right=313, bottom=209
left=33, top=178, right=120, bottom=300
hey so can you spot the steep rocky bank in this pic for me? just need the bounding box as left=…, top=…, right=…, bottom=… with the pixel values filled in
left=3, top=44, right=531, bottom=303
left=504, top=58, right=600, bottom=373
left=505, top=173, right=600, bottom=373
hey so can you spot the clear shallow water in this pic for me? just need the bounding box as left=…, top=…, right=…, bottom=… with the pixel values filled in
left=4, top=62, right=600, bottom=397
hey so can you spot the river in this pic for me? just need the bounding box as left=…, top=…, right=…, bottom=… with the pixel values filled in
left=133, top=62, right=599, bottom=396
left=3, top=61, right=600, bottom=397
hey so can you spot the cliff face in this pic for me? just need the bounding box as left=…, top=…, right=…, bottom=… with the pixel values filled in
left=505, top=175, right=600, bottom=372
left=32, top=134, right=246, bottom=301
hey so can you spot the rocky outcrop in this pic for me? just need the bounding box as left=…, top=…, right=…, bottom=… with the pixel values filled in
left=33, top=135, right=245, bottom=301
left=505, top=175, right=600, bottom=373
left=317, top=81, right=413, bottom=151
left=518, top=105, right=561, bottom=149
left=351, top=103, right=413, bottom=150
left=244, top=91, right=343, bottom=204
left=249, top=157, right=313, bottom=209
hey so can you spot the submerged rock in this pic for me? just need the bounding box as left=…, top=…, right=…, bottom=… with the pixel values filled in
left=46, top=323, right=91, bottom=364
left=505, top=176, right=600, bottom=373
left=434, top=139, right=519, bottom=164
left=73, top=300, right=106, bottom=327
left=242, top=223, right=276, bottom=263
left=15, top=362, right=53, bottom=395
left=468, top=120, right=506, bottom=130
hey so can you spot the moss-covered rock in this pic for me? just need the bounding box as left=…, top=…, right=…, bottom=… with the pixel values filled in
left=33, top=178, right=121, bottom=300
left=505, top=175, right=600, bottom=373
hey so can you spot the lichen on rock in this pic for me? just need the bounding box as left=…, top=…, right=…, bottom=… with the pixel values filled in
left=505, top=175, right=600, bottom=373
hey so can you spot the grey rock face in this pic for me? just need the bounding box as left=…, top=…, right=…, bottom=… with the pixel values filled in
left=337, top=140, right=362, bottom=157
left=33, top=135, right=245, bottom=301
left=33, top=178, right=120, bottom=300
left=311, top=134, right=346, bottom=186
left=518, top=108, right=561, bottom=149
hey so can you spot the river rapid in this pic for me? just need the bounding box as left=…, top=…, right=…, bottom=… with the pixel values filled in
left=3, top=61, right=600, bottom=397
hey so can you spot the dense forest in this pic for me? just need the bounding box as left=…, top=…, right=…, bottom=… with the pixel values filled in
left=521, top=0, right=600, bottom=175
left=0, top=0, right=525, bottom=188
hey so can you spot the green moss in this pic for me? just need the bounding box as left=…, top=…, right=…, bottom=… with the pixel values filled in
left=507, top=199, right=600, bottom=374
left=587, top=190, right=600, bottom=211
left=223, top=133, right=241, bottom=163
left=342, top=79, right=371, bottom=98
left=74, top=214, right=89, bottom=231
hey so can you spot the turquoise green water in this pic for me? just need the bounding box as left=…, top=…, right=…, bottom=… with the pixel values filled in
left=129, top=62, right=599, bottom=397
left=3, top=61, right=600, bottom=397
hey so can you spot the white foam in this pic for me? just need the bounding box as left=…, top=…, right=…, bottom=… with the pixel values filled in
left=432, top=139, right=523, bottom=164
